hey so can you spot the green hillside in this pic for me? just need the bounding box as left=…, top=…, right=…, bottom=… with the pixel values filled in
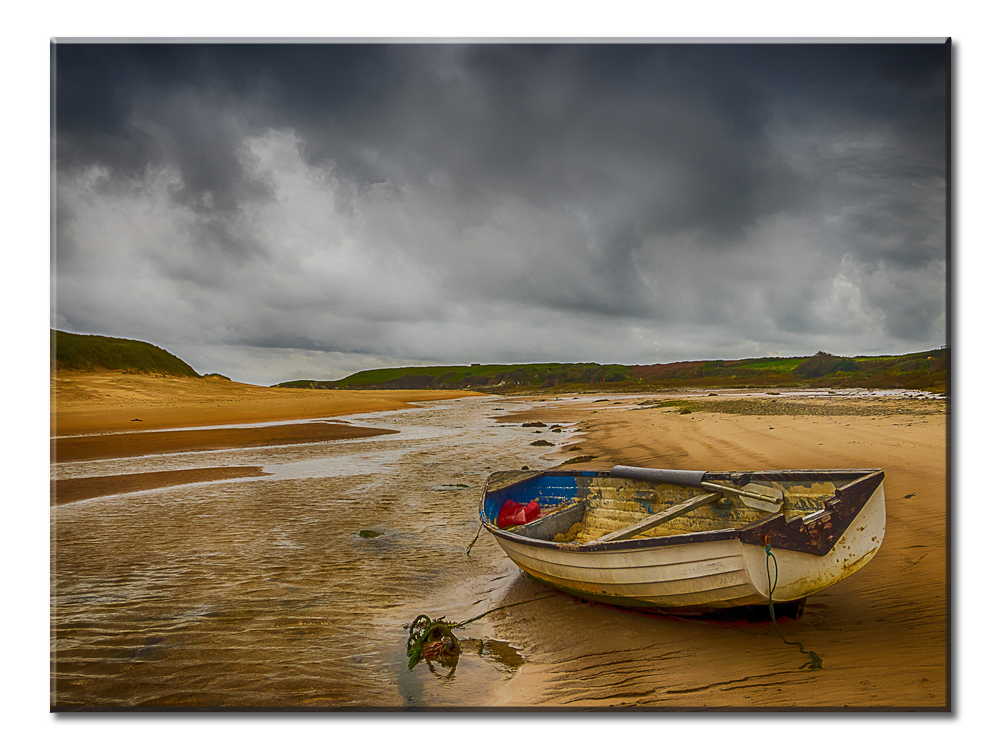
left=51, top=330, right=200, bottom=377
left=278, top=362, right=634, bottom=391
left=276, top=348, right=948, bottom=393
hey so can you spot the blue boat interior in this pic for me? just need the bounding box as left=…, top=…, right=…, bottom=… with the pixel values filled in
left=482, top=472, right=595, bottom=524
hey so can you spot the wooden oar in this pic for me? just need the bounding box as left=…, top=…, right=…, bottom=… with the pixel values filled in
left=610, top=465, right=784, bottom=513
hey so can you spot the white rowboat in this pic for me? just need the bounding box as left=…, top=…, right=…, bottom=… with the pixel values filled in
left=479, top=465, right=886, bottom=614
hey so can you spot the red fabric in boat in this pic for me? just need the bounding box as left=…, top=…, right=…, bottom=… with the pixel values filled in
left=497, top=499, right=540, bottom=528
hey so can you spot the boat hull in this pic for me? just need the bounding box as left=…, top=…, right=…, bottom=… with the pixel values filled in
left=481, top=469, right=885, bottom=612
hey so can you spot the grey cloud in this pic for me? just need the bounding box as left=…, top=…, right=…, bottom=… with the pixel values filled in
left=277, top=45, right=814, bottom=249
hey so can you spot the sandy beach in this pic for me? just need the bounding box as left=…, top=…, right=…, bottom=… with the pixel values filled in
left=487, top=391, right=948, bottom=708
left=50, top=376, right=948, bottom=709
left=52, top=372, right=474, bottom=436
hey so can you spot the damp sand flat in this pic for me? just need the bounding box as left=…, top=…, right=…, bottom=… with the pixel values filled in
left=51, top=397, right=568, bottom=709
left=52, top=421, right=398, bottom=463
left=51, top=466, right=274, bottom=505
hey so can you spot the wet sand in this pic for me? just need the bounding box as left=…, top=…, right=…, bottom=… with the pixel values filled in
left=485, top=392, right=948, bottom=708
left=51, top=390, right=550, bottom=709
left=51, top=372, right=474, bottom=495
left=52, top=466, right=273, bottom=505
left=54, top=421, right=398, bottom=463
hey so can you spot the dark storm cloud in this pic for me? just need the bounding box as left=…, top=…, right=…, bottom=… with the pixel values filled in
left=53, top=42, right=948, bottom=384
left=742, top=44, right=948, bottom=273
left=58, top=44, right=810, bottom=230
left=280, top=44, right=814, bottom=245
left=55, top=44, right=281, bottom=273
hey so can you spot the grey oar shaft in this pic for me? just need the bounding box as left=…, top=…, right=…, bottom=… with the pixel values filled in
left=611, top=465, right=781, bottom=505
left=610, top=465, right=706, bottom=487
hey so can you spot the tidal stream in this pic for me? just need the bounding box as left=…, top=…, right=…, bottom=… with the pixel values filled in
left=51, top=395, right=578, bottom=709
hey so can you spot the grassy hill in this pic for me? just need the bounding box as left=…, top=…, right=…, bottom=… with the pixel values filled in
left=276, top=349, right=948, bottom=393
left=51, top=330, right=200, bottom=377
left=51, top=328, right=947, bottom=391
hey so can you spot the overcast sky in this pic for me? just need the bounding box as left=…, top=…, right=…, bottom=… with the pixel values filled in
left=52, top=42, right=948, bottom=385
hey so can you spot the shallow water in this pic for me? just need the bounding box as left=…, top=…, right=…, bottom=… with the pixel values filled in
left=51, top=396, right=576, bottom=708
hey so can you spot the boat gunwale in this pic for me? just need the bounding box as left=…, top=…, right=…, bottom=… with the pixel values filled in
left=479, top=468, right=884, bottom=555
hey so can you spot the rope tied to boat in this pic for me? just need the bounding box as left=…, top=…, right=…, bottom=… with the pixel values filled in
left=466, top=521, right=484, bottom=555
left=765, top=542, right=823, bottom=671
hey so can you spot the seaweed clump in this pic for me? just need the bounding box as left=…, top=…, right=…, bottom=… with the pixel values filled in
left=406, top=615, right=461, bottom=671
